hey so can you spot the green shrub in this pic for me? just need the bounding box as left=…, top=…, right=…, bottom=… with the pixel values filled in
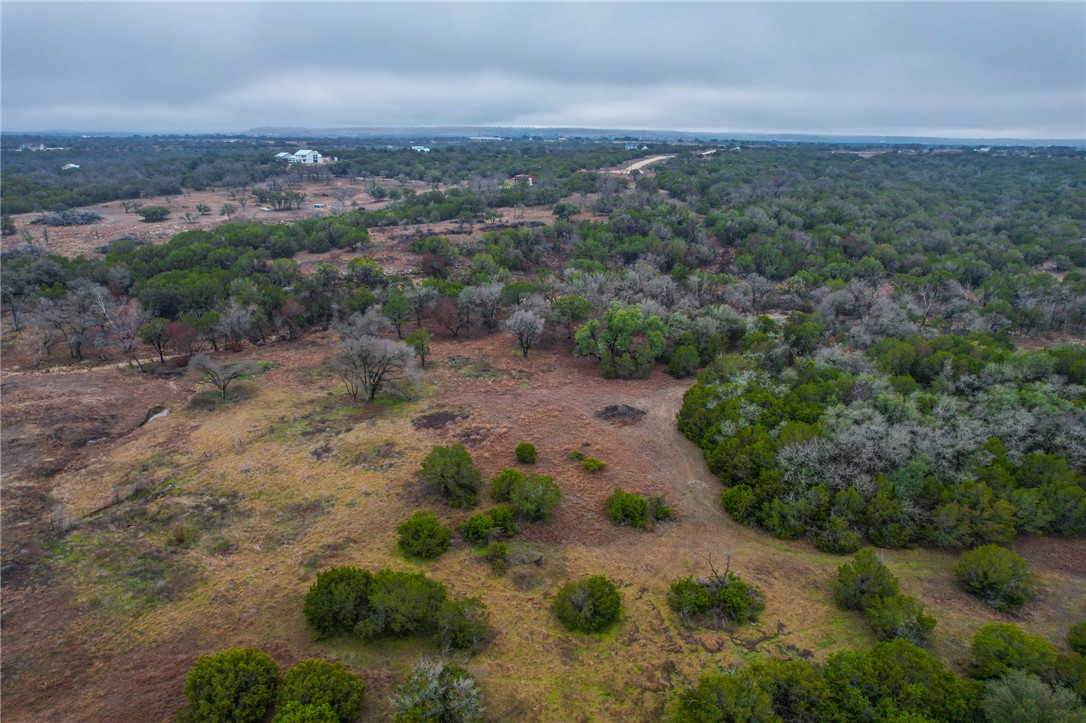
left=833, top=549, right=900, bottom=611
left=487, top=505, right=517, bottom=536
left=667, top=572, right=764, bottom=625
left=484, top=542, right=507, bottom=573
left=823, top=639, right=980, bottom=721
left=972, top=623, right=1059, bottom=680
left=419, top=444, right=482, bottom=508
left=277, top=659, right=366, bottom=723
left=508, top=474, right=561, bottom=521
left=816, top=516, right=863, bottom=555
left=567, top=449, right=586, bottom=461
left=514, top=442, right=537, bottom=464
left=489, top=467, right=524, bottom=501
left=438, top=598, right=496, bottom=655
left=649, top=495, right=673, bottom=522
left=671, top=672, right=777, bottom=723
left=721, top=484, right=757, bottom=523
left=667, top=344, right=701, bottom=379
left=390, top=659, right=483, bottom=723
left=581, top=456, right=607, bottom=472
left=553, top=575, right=622, bottom=633
left=605, top=488, right=648, bottom=528
left=356, top=569, right=447, bottom=640
left=458, top=511, right=496, bottom=545
left=303, top=567, right=373, bottom=639
left=1054, top=652, right=1086, bottom=701
left=271, top=701, right=339, bottom=723
left=184, top=647, right=280, bottom=723
left=982, top=669, right=1085, bottom=723
left=864, top=594, right=936, bottom=646
left=955, top=544, right=1036, bottom=611
left=1070, top=621, right=1086, bottom=655
left=397, top=510, right=451, bottom=559
left=746, top=658, right=835, bottom=723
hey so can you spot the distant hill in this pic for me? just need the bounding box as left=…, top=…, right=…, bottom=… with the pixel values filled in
left=243, top=125, right=1085, bottom=148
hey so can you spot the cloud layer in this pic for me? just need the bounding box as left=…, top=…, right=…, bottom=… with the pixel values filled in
left=3, top=2, right=1083, bottom=138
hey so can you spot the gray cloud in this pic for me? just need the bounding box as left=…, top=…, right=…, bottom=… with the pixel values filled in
left=2, top=2, right=1083, bottom=138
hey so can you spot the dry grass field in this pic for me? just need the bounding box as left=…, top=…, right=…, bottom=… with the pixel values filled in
left=3, top=325, right=1084, bottom=721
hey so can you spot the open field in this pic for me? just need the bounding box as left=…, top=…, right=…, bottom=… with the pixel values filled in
left=2, top=326, right=1084, bottom=721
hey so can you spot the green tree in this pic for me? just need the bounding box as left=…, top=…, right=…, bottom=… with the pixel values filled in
left=955, top=544, right=1036, bottom=612
left=397, top=510, right=451, bottom=559
left=551, top=294, right=592, bottom=338
left=419, top=444, right=482, bottom=508
left=833, top=549, right=900, bottom=611
left=277, top=660, right=366, bottom=723
left=405, top=327, right=431, bottom=366
left=303, top=567, right=373, bottom=639
left=383, top=289, right=412, bottom=338
left=140, top=316, right=169, bottom=363
left=972, top=623, right=1059, bottom=680
left=135, top=205, right=170, bottom=222
left=554, top=576, right=622, bottom=633
left=184, top=647, right=280, bottom=723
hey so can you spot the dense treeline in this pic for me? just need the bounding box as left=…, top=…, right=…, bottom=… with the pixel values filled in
left=678, top=339, right=1086, bottom=550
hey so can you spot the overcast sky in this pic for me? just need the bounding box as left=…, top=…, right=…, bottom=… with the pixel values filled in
left=2, top=2, right=1083, bottom=139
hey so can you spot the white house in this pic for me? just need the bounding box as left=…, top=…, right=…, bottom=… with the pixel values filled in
left=288, top=149, right=322, bottom=164
left=274, top=152, right=292, bottom=160
left=411, top=146, right=430, bottom=153
left=62, top=163, right=80, bottom=170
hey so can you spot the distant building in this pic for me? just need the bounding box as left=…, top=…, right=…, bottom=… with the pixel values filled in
left=511, top=174, right=535, bottom=186
left=274, top=152, right=292, bottom=160
left=62, top=163, right=80, bottom=170
left=411, top=146, right=431, bottom=153
left=289, top=149, right=323, bottom=164
left=625, top=143, right=640, bottom=150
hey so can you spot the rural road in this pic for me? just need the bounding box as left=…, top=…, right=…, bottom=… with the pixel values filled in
left=608, top=155, right=675, bottom=175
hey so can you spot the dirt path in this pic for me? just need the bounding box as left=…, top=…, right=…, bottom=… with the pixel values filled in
left=607, top=155, right=676, bottom=175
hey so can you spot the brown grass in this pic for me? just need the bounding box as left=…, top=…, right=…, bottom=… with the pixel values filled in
left=2, top=329, right=1084, bottom=721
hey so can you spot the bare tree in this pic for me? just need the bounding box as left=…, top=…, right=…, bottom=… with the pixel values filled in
left=503, top=308, right=545, bottom=358
left=405, top=285, right=439, bottom=328
left=215, top=300, right=254, bottom=350
left=112, top=299, right=150, bottom=369
left=188, top=353, right=259, bottom=399
left=335, top=307, right=391, bottom=340
left=334, top=335, right=417, bottom=403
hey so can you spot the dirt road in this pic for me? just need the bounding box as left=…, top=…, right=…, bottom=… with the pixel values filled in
left=607, top=155, right=675, bottom=175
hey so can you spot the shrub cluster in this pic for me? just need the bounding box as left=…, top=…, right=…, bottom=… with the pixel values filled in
left=514, top=441, right=537, bottom=464
left=419, top=444, right=482, bottom=508
left=553, top=575, right=622, bottom=633
left=604, top=488, right=673, bottom=529
left=458, top=506, right=517, bottom=545
left=833, top=549, right=935, bottom=646
left=672, top=639, right=980, bottom=722
left=183, top=650, right=368, bottom=723
left=489, top=468, right=561, bottom=521
left=970, top=622, right=1086, bottom=713
left=667, top=569, right=765, bottom=626
left=955, top=544, right=1036, bottom=611
left=304, top=567, right=443, bottom=640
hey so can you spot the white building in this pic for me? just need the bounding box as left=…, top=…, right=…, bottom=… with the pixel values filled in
left=288, top=149, right=322, bottom=164
left=411, top=146, right=430, bottom=153
left=62, top=163, right=81, bottom=170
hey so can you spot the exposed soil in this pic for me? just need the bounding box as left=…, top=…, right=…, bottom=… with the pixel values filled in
left=594, top=403, right=647, bottom=425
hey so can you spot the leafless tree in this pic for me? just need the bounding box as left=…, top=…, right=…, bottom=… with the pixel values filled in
left=188, top=353, right=259, bottom=399
left=405, top=285, right=439, bottom=328
left=334, top=335, right=418, bottom=403
left=111, top=299, right=150, bottom=369
left=503, top=309, right=544, bottom=358
left=215, top=300, right=254, bottom=350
